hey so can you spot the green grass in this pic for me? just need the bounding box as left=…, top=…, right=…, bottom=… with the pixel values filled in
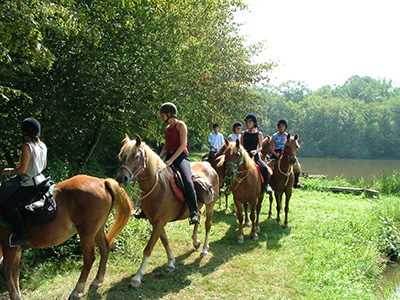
left=2, top=188, right=399, bottom=300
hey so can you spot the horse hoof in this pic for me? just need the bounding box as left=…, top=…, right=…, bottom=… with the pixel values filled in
left=201, top=250, right=208, bottom=257
left=129, top=279, right=141, bottom=288
left=193, top=240, right=201, bottom=249
left=257, top=226, right=260, bottom=233
left=165, top=265, right=176, bottom=273
left=244, top=223, right=250, bottom=228
left=68, top=292, right=80, bottom=300
left=89, top=280, right=99, bottom=290
left=219, top=205, right=223, bottom=209
left=251, top=235, right=258, bottom=240
left=237, top=237, right=244, bottom=243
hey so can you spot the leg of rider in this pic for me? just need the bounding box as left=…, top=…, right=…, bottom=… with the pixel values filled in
left=173, top=153, right=199, bottom=224
left=3, top=186, right=34, bottom=246
left=293, top=160, right=302, bottom=188
left=255, top=154, right=272, bottom=193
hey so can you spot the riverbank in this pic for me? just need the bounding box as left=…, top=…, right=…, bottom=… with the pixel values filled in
left=2, top=181, right=398, bottom=299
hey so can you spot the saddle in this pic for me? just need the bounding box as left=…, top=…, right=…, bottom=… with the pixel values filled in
left=0, top=178, right=57, bottom=228
left=168, top=166, right=214, bottom=204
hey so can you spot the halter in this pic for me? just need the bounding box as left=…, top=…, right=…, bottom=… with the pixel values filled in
left=225, top=148, right=249, bottom=190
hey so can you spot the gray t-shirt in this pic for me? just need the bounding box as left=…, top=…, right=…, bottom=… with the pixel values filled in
left=20, top=141, right=47, bottom=187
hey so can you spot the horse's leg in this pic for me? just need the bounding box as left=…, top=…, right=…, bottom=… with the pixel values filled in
left=234, top=199, right=244, bottom=243
left=2, top=245, right=22, bottom=300
left=191, top=221, right=201, bottom=250
left=243, top=202, right=250, bottom=228
left=268, top=193, right=273, bottom=219
left=255, top=194, right=263, bottom=233
left=275, top=191, right=283, bottom=226
left=89, top=226, right=110, bottom=290
left=159, top=229, right=176, bottom=273
left=249, top=200, right=258, bottom=240
left=225, top=192, right=230, bottom=210
left=69, top=234, right=96, bottom=300
left=201, top=203, right=214, bottom=256
left=218, top=191, right=223, bottom=209
left=284, top=190, right=292, bottom=228
left=130, top=220, right=166, bottom=288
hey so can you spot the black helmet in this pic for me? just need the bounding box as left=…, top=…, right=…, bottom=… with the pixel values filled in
left=160, top=102, right=177, bottom=117
left=212, top=123, right=219, bottom=129
left=21, top=117, right=41, bottom=136
left=232, top=121, right=242, bottom=132
left=277, top=119, right=288, bottom=129
left=244, top=113, right=258, bottom=127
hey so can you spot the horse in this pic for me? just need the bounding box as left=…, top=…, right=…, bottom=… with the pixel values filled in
left=0, top=175, right=133, bottom=300
left=116, top=134, right=219, bottom=288
left=267, top=133, right=300, bottom=228
left=260, top=134, right=274, bottom=162
left=218, top=139, right=264, bottom=243
left=202, top=143, right=230, bottom=210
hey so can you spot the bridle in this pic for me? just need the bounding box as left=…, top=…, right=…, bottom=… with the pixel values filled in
left=225, top=148, right=249, bottom=190
left=277, top=147, right=297, bottom=186
left=120, top=147, right=155, bottom=183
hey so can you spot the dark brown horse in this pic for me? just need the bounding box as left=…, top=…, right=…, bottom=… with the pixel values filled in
left=0, top=175, right=133, bottom=300
left=218, top=139, right=264, bottom=243
left=268, top=133, right=300, bottom=228
left=260, top=134, right=274, bottom=162
left=116, top=135, right=219, bottom=288
left=202, top=143, right=230, bottom=209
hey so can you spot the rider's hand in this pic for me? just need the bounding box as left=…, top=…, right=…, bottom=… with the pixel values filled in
left=165, top=159, right=173, bottom=166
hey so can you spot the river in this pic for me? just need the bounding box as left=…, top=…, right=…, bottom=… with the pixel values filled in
left=299, top=157, right=400, bottom=182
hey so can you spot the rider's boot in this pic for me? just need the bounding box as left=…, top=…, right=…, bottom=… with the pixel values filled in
left=293, top=172, right=302, bottom=189
left=7, top=209, right=29, bottom=247
left=186, top=190, right=200, bottom=225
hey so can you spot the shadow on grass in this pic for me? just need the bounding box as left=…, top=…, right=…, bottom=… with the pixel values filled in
left=102, top=207, right=291, bottom=300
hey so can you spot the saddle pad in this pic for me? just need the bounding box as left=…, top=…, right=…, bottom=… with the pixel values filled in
left=168, top=168, right=185, bottom=202
left=255, top=164, right=265, bottom=184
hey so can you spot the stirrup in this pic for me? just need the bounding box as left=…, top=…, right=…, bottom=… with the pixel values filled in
left=9, top=233, right=30, bottom=248
left=189, top=212, right=200, bottom=225
left=266, top=184, right=273, bottom=194
left=133, top=209, right=147, bottom=219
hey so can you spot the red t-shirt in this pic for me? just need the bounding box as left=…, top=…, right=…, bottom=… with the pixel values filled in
left=165, top=120, right=189, bottom=154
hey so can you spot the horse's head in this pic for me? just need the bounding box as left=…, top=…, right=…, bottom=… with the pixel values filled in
left=222, top=139, right=245, bottom=179
left=283, top=133, right=300, bottom=165
left=261, top=135, right=274, bottom=161
left=117, top=134, right=147, bottom=186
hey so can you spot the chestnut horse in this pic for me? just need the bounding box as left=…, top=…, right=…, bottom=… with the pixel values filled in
left=202, top=144, right=230, bottom=209
left=218, top=139, right=264, bottom=243
left=0, top=175, right=133, bottom=300
left=116, top=135, right=218, bottom=288
left=268, top=133, right=300, bottom=228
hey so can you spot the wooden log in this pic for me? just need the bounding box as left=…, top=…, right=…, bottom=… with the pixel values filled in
left=364, top=189, right=380, bottom=199
left=329, top=186, right=364, bottom=194
left=302, top=172, right=326, bottom=179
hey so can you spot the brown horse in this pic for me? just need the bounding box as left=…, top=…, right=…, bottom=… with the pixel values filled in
left=260, top=135, right=274, bottom=162
left=218, top=139, right=264, bottom=243
left=116, top=135, right=219, bottom=288
left=202, top=143, right=230, bottom=209
left=0, top=175, right=133, bottom=300
left=268, top=133, right=300, bottom=228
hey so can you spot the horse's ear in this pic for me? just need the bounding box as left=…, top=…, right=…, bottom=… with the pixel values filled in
left=236, top=138, right=240, bottom=148
left=294, top=134, right=298, bottom=140
left=124, top=133, right=130, bottom=140
left=286, top=133, right=291, bottom=140
left=136, top=135, right=142, bottom=146
left=225, top=138, right=229, bottom=146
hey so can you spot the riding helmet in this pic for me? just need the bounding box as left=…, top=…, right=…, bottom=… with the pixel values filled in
left=277, top=119, right=288, bottom=129
left=160, top=102, right=177, bottom=117
left=212, top=123, right=220, bottom=129
left=232, top=121, right=242, bottom=132
left=21, top=117, right=41, bottom=136
left=244, top=113, right=258, bottom=127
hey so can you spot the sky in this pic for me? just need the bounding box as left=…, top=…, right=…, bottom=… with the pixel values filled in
left=234, top=0, right=400, bottom=90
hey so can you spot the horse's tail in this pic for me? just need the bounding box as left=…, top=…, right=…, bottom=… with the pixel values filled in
left=104, top=178, right=133, bottom=246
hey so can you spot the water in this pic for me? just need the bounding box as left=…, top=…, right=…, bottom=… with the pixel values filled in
left=299, top=157, right=400, bottom=182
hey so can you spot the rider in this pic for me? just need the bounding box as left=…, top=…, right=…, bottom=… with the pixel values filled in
left=207, top=123, right=224, bottom=162
left=0, top=117, right=47, bottom=247
left=159, top=102, right=200, bottom=225
left=240, top=114, right=272, bottom=194
left=228, top=121, right=242, bottom=142
left=271, top=119, right=302, bottom=188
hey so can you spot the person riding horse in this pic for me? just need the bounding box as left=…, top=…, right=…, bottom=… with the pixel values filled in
left=207, top=122, right=224, bottom=162
left=0, top=117, right=47, bottom=247
left=228, top=121, right=242, bottom=142
left=241, top=113, right=272, bottom=194
left=271, top=119, right=302, bottom=188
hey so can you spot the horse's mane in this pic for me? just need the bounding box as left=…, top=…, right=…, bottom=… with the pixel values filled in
left=119, top=137, right=169, bottom=183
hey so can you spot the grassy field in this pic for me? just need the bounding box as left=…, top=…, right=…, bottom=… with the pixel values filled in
left=1, top=180, right=399, bottom=300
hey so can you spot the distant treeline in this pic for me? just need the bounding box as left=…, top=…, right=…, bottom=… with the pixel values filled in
left=253, top=76, right=400, bottom=159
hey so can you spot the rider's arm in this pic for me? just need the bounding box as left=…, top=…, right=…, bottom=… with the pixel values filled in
left=3, top=144, right=31, bottom=176
left=164, top=121, right=187, bottom=165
